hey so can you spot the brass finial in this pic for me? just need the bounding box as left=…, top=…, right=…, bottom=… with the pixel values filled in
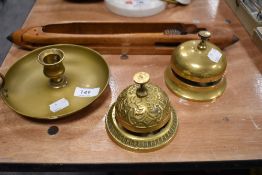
left=197, top=31, right=211, bottom=50
left=133, top=72, right=150, bottom=97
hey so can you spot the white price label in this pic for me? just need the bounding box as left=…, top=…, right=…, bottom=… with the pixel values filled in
left=49, top=98, right=69, bottom=113
left=208, top=48, right=222, bottom=63
left=74, top=87, right=100, bottom=97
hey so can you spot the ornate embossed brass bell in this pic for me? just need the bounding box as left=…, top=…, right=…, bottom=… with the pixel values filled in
left=165, top=31, right=227, bottom=101
left=105, top=72, right=178, bottom=152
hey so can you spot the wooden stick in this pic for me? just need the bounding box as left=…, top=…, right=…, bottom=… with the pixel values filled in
left=8, top=22, right=239, bottom=55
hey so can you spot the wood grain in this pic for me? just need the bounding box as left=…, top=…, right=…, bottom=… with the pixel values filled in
left=0, top=0, right=262, bottom=164
left=10, top=22, right=238, bottom=53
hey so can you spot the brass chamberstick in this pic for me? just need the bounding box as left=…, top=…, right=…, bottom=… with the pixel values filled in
left=0, top=44, right=109, bottom=119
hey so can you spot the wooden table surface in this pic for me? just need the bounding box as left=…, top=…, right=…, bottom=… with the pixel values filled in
left=0, top=0, right=262, bottom=168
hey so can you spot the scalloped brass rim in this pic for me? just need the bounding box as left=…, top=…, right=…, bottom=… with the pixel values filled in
left=165, top=66, right=226, bottom=101
left=105, top=103, right=178, bottom=152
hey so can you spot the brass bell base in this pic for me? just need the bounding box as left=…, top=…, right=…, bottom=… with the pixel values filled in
left=105, top=103, right=178, bottom=152
left=165, top=66, right=226, bottom=101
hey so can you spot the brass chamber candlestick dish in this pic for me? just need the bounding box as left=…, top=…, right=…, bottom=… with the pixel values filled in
left=165, top=31, right=227, bottom=101
left=38, top=48, right=68, bottom=88
left=0, top=44, right=109, bottom=119
left=105, top=72, right=178, bottom=152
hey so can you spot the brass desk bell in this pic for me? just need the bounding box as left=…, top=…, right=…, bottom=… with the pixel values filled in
left=105, top=72, right=178, bottom=152
left=165, top=31, right=227, bottom=101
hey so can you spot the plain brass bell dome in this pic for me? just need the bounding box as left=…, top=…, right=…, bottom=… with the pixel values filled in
left=165, top=31, right=227, bottom=101
left=105, top=72, right=178, bottom=152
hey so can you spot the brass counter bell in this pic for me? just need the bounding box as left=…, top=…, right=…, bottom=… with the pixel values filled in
left=105, top=72, right=178, bottom=152
left=165, top=31, right=227, bottom=101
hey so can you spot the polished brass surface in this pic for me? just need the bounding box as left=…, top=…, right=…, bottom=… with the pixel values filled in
left=133, top=72, right=150, bottom=97
left=166, top=31, right=227, bottom=101
left=38, top=48, right=67, bottom=88
left=0, top=44, right=109, bottom=119
left=115, top=72, right=171, bottom=133
left=171, top=31, right=227, bottom=83
left=197, top=31, right=211, bottom=50
left=165, top=66, right=226, bottom=101
left=105, top=103, right=178, bottom=152
left=106, top=72, right=178, bottom=152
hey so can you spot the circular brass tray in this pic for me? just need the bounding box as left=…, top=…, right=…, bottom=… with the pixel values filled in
left=105, top=103, right=178, bottom=152
left=0, top=44, right=109, bottom=119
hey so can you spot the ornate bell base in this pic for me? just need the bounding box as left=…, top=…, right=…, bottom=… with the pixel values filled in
left=165, top=66, right=226, bottom=102
left=105, top=103, right=178, bottom=152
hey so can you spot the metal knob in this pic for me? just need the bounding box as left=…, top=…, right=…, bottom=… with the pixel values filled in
left=197, top=31, right=211, bottom=50
left=133, top=72, right=150, bottom=98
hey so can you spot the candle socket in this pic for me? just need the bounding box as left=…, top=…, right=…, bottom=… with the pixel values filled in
left=38, top=48, right=67, bottom=88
